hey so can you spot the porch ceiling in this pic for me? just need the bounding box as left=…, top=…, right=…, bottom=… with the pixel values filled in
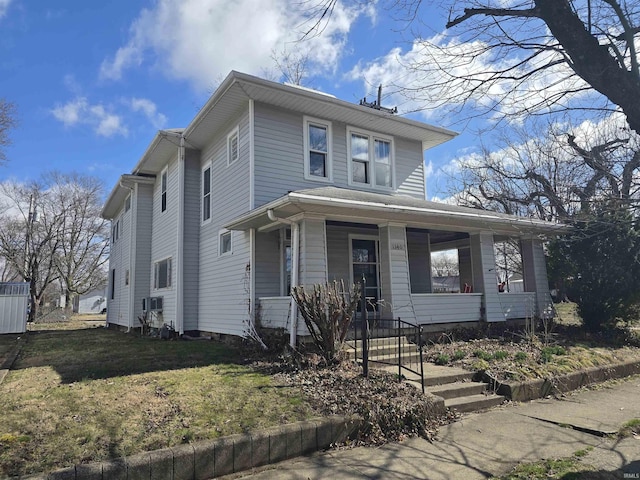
left=225, top=187, right=568, bottom=237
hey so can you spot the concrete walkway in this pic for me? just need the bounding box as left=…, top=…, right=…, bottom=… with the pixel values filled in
left=228, top=377, right=640, bottom=479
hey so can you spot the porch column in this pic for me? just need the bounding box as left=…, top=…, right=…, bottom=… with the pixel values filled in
left=298, top=216, right=328, bottom=286
left=521, top=237, right=553, bottom=319
left=469, top=232, right=504, bottom=322
left=458, top=247, right=473, bottom=292
left=379, top=223, right=416, bottom=322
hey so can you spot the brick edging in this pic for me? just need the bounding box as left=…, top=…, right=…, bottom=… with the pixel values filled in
left=27, top=416, right=364, bottom=480
left=484, top=358, right=640, bottom=402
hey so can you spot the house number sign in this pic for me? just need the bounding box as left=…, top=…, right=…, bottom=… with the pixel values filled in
left=391, top=242, right=405, bottom=251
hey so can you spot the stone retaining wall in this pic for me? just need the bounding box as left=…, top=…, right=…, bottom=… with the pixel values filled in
left=486, top=359, right=640, bottom=402
left=29, top=416, right=363, bottom=480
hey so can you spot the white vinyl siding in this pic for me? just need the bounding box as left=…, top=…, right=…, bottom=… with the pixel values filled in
left=183, top=148, right=201, bottom=331
left=132, top=184, right=154, bottom=323
left=150, top=157, right=179, bottom=327
left=198, top=108, right=252, bottom=336
left=253, top=102, right=427, bottom=207
left=106, top=200, right=132, bottom=328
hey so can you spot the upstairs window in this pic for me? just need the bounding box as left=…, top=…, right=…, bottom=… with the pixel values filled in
left=227, top=127, right=239, bottom=165
left=202, top=165, right=211, bottom=222
left=303, top=116, right=332, bottom=182
left=348, top=127, right=394, bottom=189
left=161, top=168, right=168, bottom=212
left=112, top=219, right=120, bottom=242
left=154, top=258, right=172, bottom=289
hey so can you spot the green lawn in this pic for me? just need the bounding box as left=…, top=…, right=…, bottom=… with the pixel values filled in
left=0, top=323, right=311, bottom=477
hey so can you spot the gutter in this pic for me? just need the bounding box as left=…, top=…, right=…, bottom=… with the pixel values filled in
left=267, top=209, right=299, bottom=348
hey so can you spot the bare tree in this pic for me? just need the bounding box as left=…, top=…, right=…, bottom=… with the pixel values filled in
left=431, top=251, right=459, bottom=276
left=51, top=173, right=109, bottom=311
left=448, top=117, right=640, bottom=221
left=310, top=1, right=640, bottom=133
left=0, top=181, right=63, bottom=322
left=0, top=173, right=108, bottom=320
left=270, top=48, right=312, bottom=86
left=0, top=99, right=17, bottom=165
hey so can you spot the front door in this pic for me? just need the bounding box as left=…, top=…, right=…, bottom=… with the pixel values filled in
left=351, top=238, right=380, bottom=314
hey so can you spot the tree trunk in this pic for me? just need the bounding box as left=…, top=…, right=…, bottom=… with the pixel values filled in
left=535, top=0, right=640, bottom=134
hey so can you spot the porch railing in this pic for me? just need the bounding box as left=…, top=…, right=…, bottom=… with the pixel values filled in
left=349, top=314, right=425, bottom=393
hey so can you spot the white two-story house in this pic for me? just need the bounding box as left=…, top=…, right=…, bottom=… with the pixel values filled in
left=102, top=71, right=562, bottom=342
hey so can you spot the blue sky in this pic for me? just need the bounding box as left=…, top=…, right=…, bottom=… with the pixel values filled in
left=0, top=0, right=573, bottom=200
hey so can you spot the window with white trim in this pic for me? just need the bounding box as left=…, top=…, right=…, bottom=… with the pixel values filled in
left=227, top=127, right=239, bottom=165
left=112, top=219, right=120, bottom=243
left=202, top=165, right=211, bottom=222
left=303, top=116, right=332, bottom=181
left=219, top=230, right=232, bottom=256
left=154, top=258, right=172, bottom=289
left=347, top=127, right=394, bottom=189
left=160, top=168, right=168, bottom=212
left=109, top=269, right=116, bottom=299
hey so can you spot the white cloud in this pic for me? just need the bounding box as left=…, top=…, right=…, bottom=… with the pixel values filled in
left=51, top=97, right=128, bottom=138
left=0, top=0, right=12, bottom=19
left=348, top=33, right=592, bottom=124
left=51, top=89, right=169, bottom=137
left=129, top=98, right=167, bottom=129
left=99, top=0, right=364, bottom=90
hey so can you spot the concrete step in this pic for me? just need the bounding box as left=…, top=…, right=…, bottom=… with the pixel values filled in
left=422, top=364, right=475, bottom=387
left=346, top=342, right=419, bottom=360
left=446, top=393, right=506, bottom=413
left=427, top=381, right=487, bottom=400
left=345, top=336, right=419, bottom=350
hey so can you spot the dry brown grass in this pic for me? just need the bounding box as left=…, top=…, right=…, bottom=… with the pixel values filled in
left=0, top=323, right=311, bottom=477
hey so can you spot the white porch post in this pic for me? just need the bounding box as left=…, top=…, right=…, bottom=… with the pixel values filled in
left=469, top=232, right=504, bottom=322
left=290, top=216, right=328, bottom=345
left=521, top=237, right=554, bottom=319
left=298, top=216, right=328, bottom=286
left=379, top=223, right=416, bottom=323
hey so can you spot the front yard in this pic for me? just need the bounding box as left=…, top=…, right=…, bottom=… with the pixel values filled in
left=0, top=322, right=311, bottom=477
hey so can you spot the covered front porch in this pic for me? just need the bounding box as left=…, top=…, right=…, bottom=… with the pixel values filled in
left=226, top=187, right=562, bottom=343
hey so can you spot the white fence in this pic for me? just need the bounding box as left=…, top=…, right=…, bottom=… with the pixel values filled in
left=0, top=282, right=29, bottom=334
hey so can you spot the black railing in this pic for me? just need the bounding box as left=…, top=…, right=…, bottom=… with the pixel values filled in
left=347, top=284, right=425, bottom=393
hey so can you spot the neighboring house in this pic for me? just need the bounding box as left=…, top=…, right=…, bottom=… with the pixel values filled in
left=101, top=71, right=563, bottom=342
left=73, top=287, right=107, bottom=314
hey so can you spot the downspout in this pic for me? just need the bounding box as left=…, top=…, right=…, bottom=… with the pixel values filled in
left=267, top=209, right=299, bottom=348
left=176, top=136, right=185, bottom=335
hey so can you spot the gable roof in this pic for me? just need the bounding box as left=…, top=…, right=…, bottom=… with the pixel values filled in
left=184, top=71, right=457, bottom=151
left=225, top=186, right=568, bottom=236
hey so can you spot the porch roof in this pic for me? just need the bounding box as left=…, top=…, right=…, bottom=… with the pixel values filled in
left=225, top=187, right=568, bottom=236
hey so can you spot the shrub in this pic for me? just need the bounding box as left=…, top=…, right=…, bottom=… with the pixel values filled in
left=514, top=351, right=528, bottom=363
left=435, top=354, right=450, bottom=365
left=292, top=280, right=361, bottom=364
left=471, top=359, right=490, bottom=371
left=493, top=350, right=509, bottom=361
left=548, top=204, right=640, bottom=333
left=473, top=350, right=493, bottom=361
left=453, top=350, right=466, bottom=361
